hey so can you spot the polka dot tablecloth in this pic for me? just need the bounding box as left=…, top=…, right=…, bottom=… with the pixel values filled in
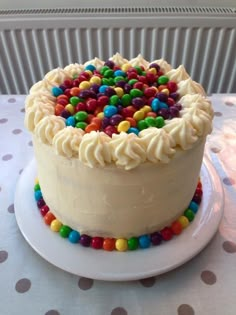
left=0, top=94, right=236, bottom=315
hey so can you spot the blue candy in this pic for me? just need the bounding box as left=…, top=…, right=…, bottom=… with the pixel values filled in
left=188, top=201, right=199, bottom=214
left=104, top=105, right=118, bottom=118
left=114, top=70, right=126, bottom=77
left=159, top=102, right=169, bottom=109
left=127, top=127, right=139, bottom=135
left=85, top=64, right=96, bottom=72
left=66, top=116, right=76, bottom=127
left=52, top=86, right=63, bottom=97
left=151, top=98, right=161, bottom=112
left=34, top=190, right=42, bottom=201
left=99, top=85, right=109, bottom=94
left=68, top=230, right=81, bottom=243
left=139, top=235, right=151, bottom=249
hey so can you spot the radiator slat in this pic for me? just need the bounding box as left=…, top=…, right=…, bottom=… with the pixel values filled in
left=0, top=21, right=235, bottom=94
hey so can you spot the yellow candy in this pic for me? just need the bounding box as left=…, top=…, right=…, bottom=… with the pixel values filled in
left=50, top=219, right=62, bottom=232
left=117, top=120, right=130, bottom=133
left=34, top=178, right=39, bottom=185
left=65, top=104, right=75, bottom=115
left=178, top=216, right=189, bottom=229
left=147, top=68, right=157, bottom=75
left=115, top=239, right=128, bottom=251
left=133, top=110, right=145, bottom=121
left=114, top=87, right=124, bottom=98
left=121, top=63, right=132, bottom=72
left=97, top=112, right=104, bottom=119
left=90, top=76, right=101, bottom=85
left=79, top=81, right=91, bottom=90
left=141, top=105, right=152, bottom=114
left=161, top=88, right=170, bottom=96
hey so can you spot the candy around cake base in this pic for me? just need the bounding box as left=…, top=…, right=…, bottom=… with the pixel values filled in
left=34, top=179, right=202, bottom=252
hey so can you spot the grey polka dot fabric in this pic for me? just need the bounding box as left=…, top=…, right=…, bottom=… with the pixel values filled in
left=0, top=94, right=236, bottom=315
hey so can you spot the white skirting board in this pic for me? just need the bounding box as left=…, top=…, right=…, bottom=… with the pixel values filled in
left=0, top=6, right=235, bottom=94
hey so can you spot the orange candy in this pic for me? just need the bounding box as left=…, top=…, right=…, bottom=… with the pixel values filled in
left=125, top=117, right=137, bottom=127
left=85, top=123, right=100, bottom=133
left=91, top=117, right=102, bottom=128
left=158, top=85, right=167, bottom=91
left=55, top=104, right=65, bottom=116
left=86, top=114, right=95, bottom=124
left=94, top=106, right=104, bottom=116
left=70, top=87, right=80, bottom=96
left=57, top=94, right=68, bottom=101
left=103, top=238, right=116, bottom=251
left=44, top=212, right=56, bottom=225
left=146, top=112, right=157, bottom=118
left=171, top=221, right=183, bottom=235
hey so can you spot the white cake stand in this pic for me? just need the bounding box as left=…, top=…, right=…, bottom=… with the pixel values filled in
left=14, top=157, right=224, bottom=281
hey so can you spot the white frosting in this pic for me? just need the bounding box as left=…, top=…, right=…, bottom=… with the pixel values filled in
left=79, top=131, right=112, bottom=167
left=178, top=78, right=206, bottom=96
left=109, top=53, right=128, bottom=66
left=164, top=118, right=198, bottom=150
left=64, top=63, right=84, bottom=77
left=179, top=94, right=214, bottom=118
left=139, top=128, right=175, bottom=163
left=25, top=94, right=55, bottom=110
left=166, top=65, right=190, bottom=82
left=24, top=102, right=55, bottom=132
left=29, top=80, right=54, bottom=96
left=150, top=58, right=172, bottom=72
left=184, top=108, right=212, bottom=137
left=110, top=132, right=146, bottom=170
left=53, top=127, right=84, bottom=157
left=84, top=57, right=104, bottom=70
left=34, top=115, right=65, bottom=144
left=129, top=54, right=149, bottom=68
left=44, top=68, right=70, bottom=85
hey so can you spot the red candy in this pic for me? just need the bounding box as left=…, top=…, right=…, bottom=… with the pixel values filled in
left=40, top=205, right=49, bottom=217
left=167, top=97, right=175, bottom=107
left=144, top=87, right=157, bottom=98
left=160, top=227, right=173, bottom=241
left=167, top=81, right=178, bottom=92
left=76, top=102, right=87, bottom=112
left=97, top=95, right=109, bottom=107
left=86, top=99, right=97, bottom=112
left=133, top=82, right=143, bottom=90
left=91, top=237, right=104, bottom=249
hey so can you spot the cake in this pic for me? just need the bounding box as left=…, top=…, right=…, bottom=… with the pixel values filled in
left=25, top=53, right=213, bottom=251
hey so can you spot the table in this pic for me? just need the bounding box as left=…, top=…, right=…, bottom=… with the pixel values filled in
left=0, top=94, right=236, bottom=315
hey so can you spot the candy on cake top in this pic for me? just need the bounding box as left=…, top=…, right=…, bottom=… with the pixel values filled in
left=25, top=53, right=213, bottom=170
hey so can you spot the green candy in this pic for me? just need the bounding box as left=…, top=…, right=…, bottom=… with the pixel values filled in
left=100, top=66, right=110, bottom=75
left=70, top=96, right=80, bottom=106
left=130, top=88, right=143, bottom=98
left=114, top=76, right=125, bottom=83
left=104, top=69, right=114, bottom=78
left=102, top=78, right=110, bottom=86
left=137, top=119, right=148, bottom=130
left=110, top=95, right=120, bottom=105
left=75, top=121, right=87, bottom=130
left=128, top=237, right=139, bottom=250
left=145, top=116, right=157, bottom=127
left=59, top=225, right=72, bottom=238
left=75, top=111, right=88, bottom=122
left=155, top=116, right=165, bottom=128
left=134, top=66, right=143, bottom=75
left=108, top=77, right=115, bottom=86
left=158, top=75, right=169, bottom=85
left=34, top=183, right=40, bottom=191
left=184, top=209, right=195, bottom=222
left=121, top=94, right=132, bottom=107
left=128, top=79, right=138, bottom=86
left=141, top=71, right=146, bottom=76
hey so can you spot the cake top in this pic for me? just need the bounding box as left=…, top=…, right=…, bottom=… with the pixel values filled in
left=25, top=53, right=213, bottom=170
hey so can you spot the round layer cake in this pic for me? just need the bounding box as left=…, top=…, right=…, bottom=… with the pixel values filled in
left=25, top=53, right=213, bottom=239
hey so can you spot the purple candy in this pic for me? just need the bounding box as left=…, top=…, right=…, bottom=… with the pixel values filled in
left=117, top=105, right=123, bottom=114
left=80, top=234, right=91, bottom=247
left=124, top=84, right=132, bottom=94
left=79, top=90, right=92, bottom=99
left=110, top=114, right=123, bottom=126
left=169, top=107, right=180, bottom=118
left=151, top=232, right=162, bottom=246
left=157, top=92, right=168, bottom=102
left=104, top=87, right=116, bottom=97
left=132, top=97, right=144, bottom=109
left=61, top=110, right=71, bottom=119
left=90, top=84, right=100, bottom=94
left=157, top=108, right=170, bottom=120
left=116, top=80, right=126, bottom=88
left=59, top=84, right=66, bottom=91
left=104, top=60, right=115, bottom=69
left=175, top=103, right=182, bottom=111
left=169, top=92, right=180, bottom=101
left=37, top=198, right=45, bottom=209
left=149, top=63, right=160, bottom=72
left=102, top=117, right=110, bottom=129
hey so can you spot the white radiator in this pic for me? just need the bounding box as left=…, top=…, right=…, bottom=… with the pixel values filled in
left=0, top=6, right=235, bottom=94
